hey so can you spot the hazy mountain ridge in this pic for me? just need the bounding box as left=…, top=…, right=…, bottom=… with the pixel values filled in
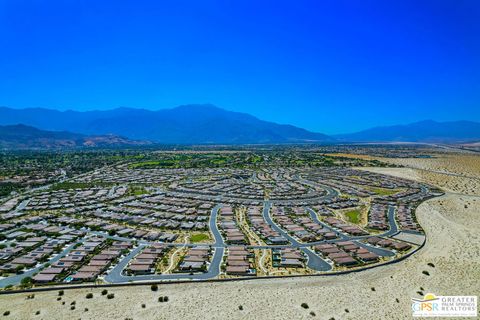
left=0, top=105, right=332, bottom=144
left=335, top=120, right=480, bottom=143
left=0, top=124, right=150, bottom=149
left=0, top=106, right=479, bottom=146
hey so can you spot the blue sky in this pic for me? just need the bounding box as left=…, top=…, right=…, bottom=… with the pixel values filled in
left=0, top=0, right=478, bottom=134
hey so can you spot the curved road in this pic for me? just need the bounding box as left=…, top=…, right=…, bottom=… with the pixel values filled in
left=0, top=239, right=84, bottom=288
left=104, top=205, right=225, bottom=283
left=262, top=201, right=332, bottom=271
left=1, top=174, right=425, bottom=286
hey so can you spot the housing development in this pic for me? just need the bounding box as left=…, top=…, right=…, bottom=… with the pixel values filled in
left=0, top=150, right=443, bottom=288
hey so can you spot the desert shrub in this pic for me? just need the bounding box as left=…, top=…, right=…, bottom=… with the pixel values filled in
left=3, top=311, right=10, bottom=316
left=58, top=290, right=64, bottom=296
left=107, top=293, right=115, bottom=299
left=422, top=270, right=430, bottom=276
left=151, top=284, right=158, bottom=291
left=101, top=289, right=108, bottom=295
left=301, top=303, right=309, bottom=309
left=86, top=293, right=93, bottom=299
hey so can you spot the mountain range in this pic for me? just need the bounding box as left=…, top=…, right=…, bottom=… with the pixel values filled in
left=0, top=124, right=150, bottom=149
left=0, top=105, right=332, bottom=144
left=0, top=105, right=479, bottom=148
left=334, top=120, right=480, bottom=143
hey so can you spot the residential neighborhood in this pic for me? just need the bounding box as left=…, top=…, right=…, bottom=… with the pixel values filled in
left=0, top=158, right=442, bottom=289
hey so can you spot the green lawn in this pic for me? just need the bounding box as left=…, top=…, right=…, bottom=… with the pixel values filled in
left=370, top=187, right=401, bottom=196
left=190, top=233, right=210, bottom=243
left=345, top=209, right=361, bottom=224
left=126, top=185, right=150, bottom=196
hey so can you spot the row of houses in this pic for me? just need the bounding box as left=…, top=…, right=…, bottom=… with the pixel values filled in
left=177, top=247, right=211, bottom=273
left=0, top=237, right=63, bottom=273
left=365, top=237, right=412, bottom=252
left=218, top=207, right=248, bottom=245
left=126, top=244, right=169, bottom=275
left=23, top=187, right=123, bottom=212
left=396, top=204, right=422, bottom=231
left=311, top=167, right=412, bottom=191
left=367, top=202, right=389, bottom=230
left=0, top=198, right=19, bottom=212
left=31, top=237, right=102, bottom=283
left=323, top=217, right=368, bottom=236
left=272, top=248, right=305, bottom=268
left=312, top=178, right=375, bottom=198
left=246, top=207, right=288, bottom=245
left=224, top=246, right=256, bottom=276
left=55, top=216, right=179, bottom=243
left=314, top=241, right=380, bottom=267
left=66, top=240, right=130, bottom=282
left=271, top=207, right=322, bottom=242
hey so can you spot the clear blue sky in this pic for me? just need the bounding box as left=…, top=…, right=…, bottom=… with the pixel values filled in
left=0, top=0, right=478, bottom=134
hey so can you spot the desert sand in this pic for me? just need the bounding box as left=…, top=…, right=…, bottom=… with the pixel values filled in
left=1, top=154, right=479, bottom=320
left=371, top=153, right=480, bottom=196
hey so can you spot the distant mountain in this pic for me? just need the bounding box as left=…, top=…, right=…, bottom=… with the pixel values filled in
left=0, top=105, right=333, bottom=144
left=1, top=106, right=477, bottom=145
left=335, top=120, right=480, bottom=143
left=0, top=124, right=151, bottom=149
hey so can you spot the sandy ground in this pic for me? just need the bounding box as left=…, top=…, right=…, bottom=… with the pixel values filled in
left=1, top=156, right=479, bottom=319
left=370, top=153, right=480, bottom=196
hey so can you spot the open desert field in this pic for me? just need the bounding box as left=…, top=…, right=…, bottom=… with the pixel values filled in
left=371, top=153, right=480, bottom=196
left=0, top=153, right=479, bottom=320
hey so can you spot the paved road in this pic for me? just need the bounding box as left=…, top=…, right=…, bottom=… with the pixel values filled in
left=104, top=205, right=226, bottom=283
left=14, top=199, right=30, bottom=212
left=0, top=171, right=428, bottom=286
left=306, top=207, right=347, bottom=240
left=0, top=239, right=84, bottom=288
left=295, top=176, right=339, bottom=200
left=262, top=201, right=332, bottom=271
left=101, top=185, right=395, bottom=282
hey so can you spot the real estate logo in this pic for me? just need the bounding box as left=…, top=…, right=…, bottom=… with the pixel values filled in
left=412, top=293, right=477, bottom=317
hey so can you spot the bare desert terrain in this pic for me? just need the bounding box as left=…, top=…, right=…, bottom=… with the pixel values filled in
left=0, top=153, right=479, bottom=320
left=374, top=153, right=480, bottom=196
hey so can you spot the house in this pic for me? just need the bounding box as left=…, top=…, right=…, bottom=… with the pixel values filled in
left=32, top=273, right=56, bottom=283
left=70, top=272, right=98, bottom=282
left=226, top=265, right=251, bottom=276
left=128, top=264, right=153, bottom=275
